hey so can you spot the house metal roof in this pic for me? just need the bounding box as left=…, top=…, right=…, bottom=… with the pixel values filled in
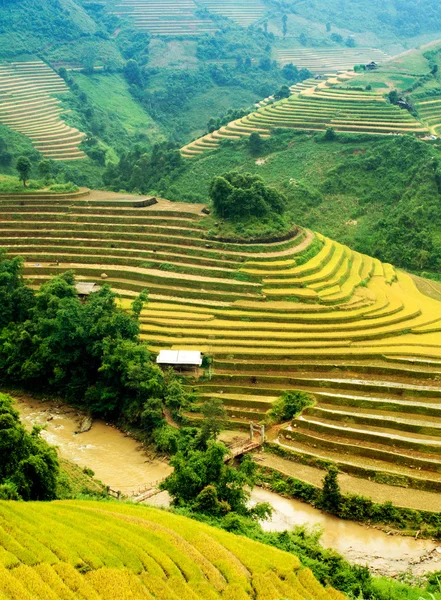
left=156, top=350, right=202, bottom=366
left=75, top=282, right=100, bottom=295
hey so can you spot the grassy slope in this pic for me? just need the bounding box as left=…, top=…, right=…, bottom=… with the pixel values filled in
left=168, top=130, right=441, bottom=272
left=73, top=72, right=164, bottom=142
left=57, top=459, right=107, bottom=498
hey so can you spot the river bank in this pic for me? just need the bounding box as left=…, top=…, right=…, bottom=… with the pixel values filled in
left=14, top=393, right=172, bottom=496
left=11, top=392, right=441, bottom=578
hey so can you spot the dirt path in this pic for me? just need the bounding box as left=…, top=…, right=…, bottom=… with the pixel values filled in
left=259, top=452, right=441, bottom=512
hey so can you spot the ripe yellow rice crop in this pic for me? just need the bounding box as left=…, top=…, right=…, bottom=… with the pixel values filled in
left=0, top=501, right=344, bottom=600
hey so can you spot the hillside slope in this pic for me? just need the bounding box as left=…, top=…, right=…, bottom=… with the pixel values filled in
left=0, top=0, right=98, bottom=60
left=181, top=72, right=426, bottom=157
left=0, top=499, right=343, bottom=599
left=0, top=59, right=86, bottom=161
left=3, top=189, right=441, bottom=492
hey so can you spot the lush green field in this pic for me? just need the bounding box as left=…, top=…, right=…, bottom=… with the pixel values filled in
left=73, top=72, right=164, bottom=142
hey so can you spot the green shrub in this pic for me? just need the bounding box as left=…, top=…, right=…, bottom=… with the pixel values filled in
left=270, top=391, right=313, bottom=423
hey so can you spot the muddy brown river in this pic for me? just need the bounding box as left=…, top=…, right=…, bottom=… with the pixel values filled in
left=15, top=395, right=172, bottom=495
left=14, top=394, right=441, bottom=578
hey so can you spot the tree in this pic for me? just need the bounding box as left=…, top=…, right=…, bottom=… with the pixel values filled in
left=274, top=84, right=291, bottom=100
left=299, top=32, right=307, bottom=46
left=81, top=45, right=97, bottom=74
left=248, top=132, right=264, bottom=155
left=258, top=57, right=272, bottom=71
left=388, top=90, right=399, bottom=105
left=282, top=14, right=288, bottom=37
left=0, top=252, right=35, bottom=329
left=330, top=32, right=343, bottom=44
left=326, top=22, right=332, bottom=32
left=270, top=391, right=313, bottom=423
left=324, top=127, right=337, bottom=141
left=345, top=36, right=356, bottom=47
left=320, top=466, right=342, bottom=514
left=161, top=439, right=270, bottom=518
left=0, top=393, right=59, bottom=500
left=16, top=156, right=31, bottom=187
left=199, top=398, right=227, bottom=444
left=282, top=63, right=299, bottom=82
left=209, top=171, right=286, bottom=220
left=38, top=159, right=51, bottom=182
left=124, top=59, right=143, bottom=87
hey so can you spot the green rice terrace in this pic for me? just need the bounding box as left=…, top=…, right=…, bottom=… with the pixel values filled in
left=105, top=0, right=265, bottom=35
left=415, top=96, right=441, bottom=135
left=105, top=0, right=219, bottom=36
left=0, top=59, right=86, bottom=161
left=181, top=72, right=427, bottom=157
left=196, top=0, right=266, bottom=27
left=275, top=48, right=390, bottom=72
left=3, top=189, right=441, bottom=494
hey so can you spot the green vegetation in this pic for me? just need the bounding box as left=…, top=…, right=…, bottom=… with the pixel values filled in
left=16, top=156, right=31, bottom=187
left=269, top=391, right=314, bottom=423
left=0, top=253, right=189, bottom=449
left=169, top=131, right=441, bottom=273
left=208, top=171, right=290, bottom=239
left=0, top=393, right=59, bottom=500
left=162, top=437, right=270, bottom=519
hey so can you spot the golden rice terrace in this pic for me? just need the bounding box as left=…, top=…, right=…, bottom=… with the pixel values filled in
left=3, top=190, right=441, bottom=492
left=0, top=500, right=344, bottom=599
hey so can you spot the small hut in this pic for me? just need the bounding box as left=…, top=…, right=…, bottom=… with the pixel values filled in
left=75, top=282, right=101, bottom=300
left=366, top=61, right=378, bottom=70
left=156, top=350, right=203, bottom=372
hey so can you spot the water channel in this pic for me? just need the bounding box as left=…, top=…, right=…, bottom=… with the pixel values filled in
left=14, top=394, right=441, bottom=577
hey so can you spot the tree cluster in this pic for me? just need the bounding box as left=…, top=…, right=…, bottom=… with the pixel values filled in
left=210, top=171, right=287, bottom=220
left=103, top=142, right=184, bottom=194
left=0, top=393, right=59, bottom=501
left=0, top=254, right=188, bottom=444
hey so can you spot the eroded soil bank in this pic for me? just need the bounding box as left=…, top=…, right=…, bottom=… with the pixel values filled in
left=12, top=393, right=441, bottom=577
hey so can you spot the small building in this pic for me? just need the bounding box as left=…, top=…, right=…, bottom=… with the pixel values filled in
left=75, top=282, right=101, bottom=299
left=366, top=61, right=378, bottom=70
left=156, top=350, right=203, bottom=370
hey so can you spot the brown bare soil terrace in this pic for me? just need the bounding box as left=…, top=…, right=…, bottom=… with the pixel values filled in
left=4, top=188, right=441, bottom=494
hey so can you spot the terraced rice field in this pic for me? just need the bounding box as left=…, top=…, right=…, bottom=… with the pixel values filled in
left=0, top=500, right=343, bottom=599
left=415, top=96, right=441, bottom=135
left=0, top=60, right=86, bottom=161
left=106, top=0, right=218, bottom=36
left=196, top=0, right=266, bottom=26
left=4, top=189, right=441, bottom=491
left=181, top=72, right=427, bottom=157
left=275, top=48, right=390, bottom=72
